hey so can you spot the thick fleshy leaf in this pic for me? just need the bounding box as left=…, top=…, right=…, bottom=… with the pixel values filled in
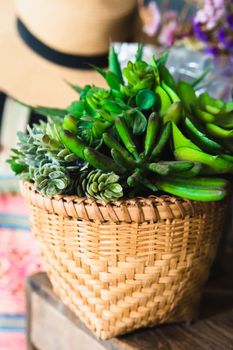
left=7, top=159, right=26, bottom=174
left=45, top=184, right=57, bottom=197
left=67, top=101, right=85, bottom=118
left=158, top=65, right=176, bottom=89
left=53, top=179, right=67, bottom=189
left=104, top=189, right=118, bottom=199
left=198, top=93, right=224, bottom=113
left=105, top=173, right=119, bottom=185
left=149, top=56, right=160, bottom=84
left=103, top=101, right=122, bottom=114
left=136, top=90, right=157, bottom=110
left=66, top=81, right=83, bottom=94
left=90, top=64, right=106, bottom=78
left=49, top=171, right=65, bottom=179
left=105, top=71, right=121, bottom=90
left=156, top=52, right=169, bottom=67
left=225, top=101, right=233, bottom=113
left=98, top=173, right=108, bottom=183
left=108, top=46, right=124, bottom=85
left=17, top=131, right=29, bottom=142
left=125, top=109, right=147, bottom=135
left=177, top=81, right=196, bottom=111
left=135, top=43, right=144, bottom=62
left=37, top=179, right=48, bottom=188
left=191, top=65, right=211, bottom=87
left=80, top=85, right=92, bottom=100
left=134, top=77, right=154, bottom=91
left=215, top=113, right=233, bottom=129
left=33, top=106, right=67, bottom=118
left=107, top=183, right=122, bottom=193
left=98, top=182, right=105, bottom=191
left=89, top=182, right=98, bottom=193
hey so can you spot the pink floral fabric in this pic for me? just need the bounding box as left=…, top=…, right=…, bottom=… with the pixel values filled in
left=0, top=333, right=26, bottom=350
left=0, top=228, right=43, bottom=314
left=0, top=192, right=43, bottom=350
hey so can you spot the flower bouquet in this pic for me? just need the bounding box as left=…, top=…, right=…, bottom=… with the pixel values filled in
left=193, top=0, right=233, bottom=56
left=8, top=46, right=233, bottom=339
left=138, top=0, right=233, bottom=55
left=138, top=0, right=194, bottom=47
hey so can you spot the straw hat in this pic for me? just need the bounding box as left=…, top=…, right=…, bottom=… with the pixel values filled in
left=0, top=0, right=137, bottom=107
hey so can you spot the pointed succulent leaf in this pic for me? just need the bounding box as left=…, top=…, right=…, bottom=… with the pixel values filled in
left=105, top=71, right=121, bottom=90
left=90, top=64, right=106, bottom=78
left=125, top=109, right=147, bottom=135
left=66, top=81, right=83, bottom=94
left=156, top=52, right=169, bottom=67
left=67, top=101, right=85, bottom=118
left=17, top=131, right=29, bottom=142
left=32, top=106, right=67, bottom=118
left=135, top=43, right=144, bottom=62
left=191, top=65, right=211, bottom=87
left=108, top=45, right=124, bottom=84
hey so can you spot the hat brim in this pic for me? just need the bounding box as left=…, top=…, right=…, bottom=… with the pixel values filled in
left=0, top=0, right=106, bottom=107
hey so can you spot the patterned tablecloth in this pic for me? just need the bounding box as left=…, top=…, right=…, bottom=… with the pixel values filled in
left=0, top=175, right=43, bottom=350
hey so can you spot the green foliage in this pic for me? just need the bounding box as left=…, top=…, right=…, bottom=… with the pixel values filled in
left=108, top=46, right=124, bottom=85
left=136, top=90, right=157, bottom=110
left=78, top=170, right=123, bottom=201
left=8, top=46, right=233, bottom=201
left=34, top=163, right=70, bottom=197
left=135, top=43, right=144, bottom=62
left=122, top=61, right=155, bottom=95
left=7, top=119, right=81, bottom=197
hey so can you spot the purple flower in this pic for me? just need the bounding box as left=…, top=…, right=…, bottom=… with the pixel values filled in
left=218, top=27, right=233, bottom=50
left=192, top=21, right=209, bottom=42
left=163, top=10, right=178, bottom=21
left=213, top=0, right=225, bottom=8
left=222, top=38, right=233, bottom=50
left=204, top=45, right=219, bottom=55
left=194, top=9, right=208, bottom=24
left=227, top=13, right=233, bottom=29
left=193, top=0, right=225, bottom=30
left=218, top=27, right=227, bottom=42
left=158, top=20, right=178, bottom=46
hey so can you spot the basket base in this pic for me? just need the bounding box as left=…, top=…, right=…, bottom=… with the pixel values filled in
left=49, top=270, right=202, bottom=340
left=26, top=272, right=233, bottom=350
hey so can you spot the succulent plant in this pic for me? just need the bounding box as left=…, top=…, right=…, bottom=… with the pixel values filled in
left=76, top=170, right=123, bottom=201
left=8, top=45, right=233, bottom=201
left=33, top=163, right=70, bottom=197
left=121, top=60, right=156, bottom=96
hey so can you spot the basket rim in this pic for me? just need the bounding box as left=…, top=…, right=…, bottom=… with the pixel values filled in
left=20, top=181, right=221, bottom=223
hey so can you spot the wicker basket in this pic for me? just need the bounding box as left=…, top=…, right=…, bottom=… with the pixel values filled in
left=22, top=181, right=227, bottom=340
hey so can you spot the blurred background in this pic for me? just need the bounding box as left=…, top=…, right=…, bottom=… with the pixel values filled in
left=0, top=1, right=232, bottom=349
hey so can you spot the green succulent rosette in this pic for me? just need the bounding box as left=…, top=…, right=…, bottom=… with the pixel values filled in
left=79, top=170, right=123, bottom=201
left=34, top=163, right=70, bottom=198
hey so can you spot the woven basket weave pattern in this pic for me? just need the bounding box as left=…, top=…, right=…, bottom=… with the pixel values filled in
left=22, top=182, right=227, bottom=339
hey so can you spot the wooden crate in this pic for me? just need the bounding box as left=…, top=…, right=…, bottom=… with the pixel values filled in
left=26, top=272, right=233, bottom=350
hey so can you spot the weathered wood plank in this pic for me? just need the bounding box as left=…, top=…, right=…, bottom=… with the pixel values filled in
left=31, top=292, right=106, bottom=350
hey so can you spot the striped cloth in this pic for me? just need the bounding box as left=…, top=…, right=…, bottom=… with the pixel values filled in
left=0, top=176, right=43, bottom=350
